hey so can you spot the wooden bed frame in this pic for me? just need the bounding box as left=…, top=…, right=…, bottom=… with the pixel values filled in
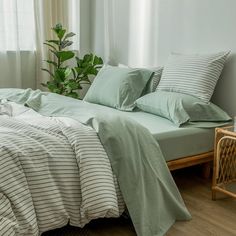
left=167, top=151, right=214, bottom=177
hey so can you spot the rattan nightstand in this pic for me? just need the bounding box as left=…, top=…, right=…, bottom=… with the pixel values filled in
left=212, top=126, right=236, bottom=200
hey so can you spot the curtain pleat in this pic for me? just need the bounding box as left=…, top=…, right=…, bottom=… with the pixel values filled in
left=102, top=0, right=160, bottom=67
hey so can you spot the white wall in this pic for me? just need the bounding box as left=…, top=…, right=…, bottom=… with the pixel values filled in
left=90, top=0, right=236, bottom=116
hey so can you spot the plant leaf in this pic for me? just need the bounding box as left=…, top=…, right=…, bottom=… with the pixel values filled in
left=54, top=69, right=65, bottom=82
left=43, top=42, right=57, bottom=51
left=64, top=68, right=72, bottom=78
left=64, top=32, right=76, bottom=40
left=49, top=49, right=58, bottom=58
left=74, top=67, right=84, bottom=76
left=52, top=87, right=61, bottom=94
left=81, top=62, right=89, bottom=68
left=46, top=81, right=60, bottom=93
left=46, top=40, right=60, bottom=46
left=85, top=65, right=98, bottom=75
left=79, top=81, right=91, bottom=85
left=52, top=23, right=62, bottom=34
left=41, top=83, right=47, bottom=87
left=66, top=79, right=81, bottom=90
left=66, top=91, right=79, bottom=99
left=42, top=68, right=55, bottom=78
left=94, top=65, right=103, bottom=69
left=75, top=57, right=83, bottom=67
left=93, top=55, right=103, bottom=65
left=58, top=29, right=66, bottom=40
left=44, top=60, right=57, bottom=67
left=57, top=51, right=75, bottom=63
left=60, top=40, right=73, bottom=49
left=83, top=53, right=93, bottom=62
left=78, top=75, right=90, bottom=83
left=72, top=68, right=76, bottom=79
left=54, top=68, right=72, bottom=82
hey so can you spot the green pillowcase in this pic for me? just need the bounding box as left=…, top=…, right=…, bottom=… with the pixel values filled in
left=84, top=65, right=154, bottom=111
left=136, top=91, right=231, bottom=126
left=118, top=63, right=163, bottom=94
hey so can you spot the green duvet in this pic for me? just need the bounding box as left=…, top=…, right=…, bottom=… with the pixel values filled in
left=0, top=89, right=191, bottom=236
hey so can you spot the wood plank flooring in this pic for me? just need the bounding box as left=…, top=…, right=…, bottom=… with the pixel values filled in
left=43, top=167, right=236, bottom=236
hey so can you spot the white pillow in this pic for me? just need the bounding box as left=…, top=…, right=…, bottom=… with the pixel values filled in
left=118, top=64, right=163, bottom=92
left=157, top=51, right=230, bottom=102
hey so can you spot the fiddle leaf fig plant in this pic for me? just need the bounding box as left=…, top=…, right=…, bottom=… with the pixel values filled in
left=42, top=23, right=103, bottom=99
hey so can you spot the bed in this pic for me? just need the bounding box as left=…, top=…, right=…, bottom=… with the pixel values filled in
left=0, top=87, right=230, bottom=236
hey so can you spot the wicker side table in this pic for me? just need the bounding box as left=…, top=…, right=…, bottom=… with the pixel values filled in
left=212, top=126, right=236, bottom=200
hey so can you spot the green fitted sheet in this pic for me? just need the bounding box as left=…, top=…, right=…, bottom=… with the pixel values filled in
left=76, top=103, right=215, bottom=162
left=63, top=100, right=215, bottom=162
left=119, top=111, right=215, bottom=161
left=121, top=112, right=214, bottom=161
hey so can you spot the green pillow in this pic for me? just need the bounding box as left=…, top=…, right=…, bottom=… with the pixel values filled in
left=84, top=65, right=153, bottom=111
left=136, top=91, right=231, bottom=126
left=118, top=63, right=163, bottom=94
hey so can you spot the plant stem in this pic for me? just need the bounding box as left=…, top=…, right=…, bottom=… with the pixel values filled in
left=58, top=39, right=62, bottom=68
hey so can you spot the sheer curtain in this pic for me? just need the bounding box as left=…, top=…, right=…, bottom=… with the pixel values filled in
left=0, top=0, right=81, bottom=89
left=102, top=0, right=160, bottom=67
left=0, top=0, right=36, bottom=88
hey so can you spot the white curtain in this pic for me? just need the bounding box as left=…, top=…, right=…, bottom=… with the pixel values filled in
left=103, top=0, right=160, bottom=67
left=0, top=0, right=81, bottom=89
left=0, top=0, right=36, bottom=88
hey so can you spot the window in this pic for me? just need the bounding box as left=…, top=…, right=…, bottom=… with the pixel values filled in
left=0, top=0, right=35, bottom=50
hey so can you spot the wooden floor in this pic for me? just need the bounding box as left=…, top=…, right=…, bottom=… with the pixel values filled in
left=43, top=167, right=236, bottom=236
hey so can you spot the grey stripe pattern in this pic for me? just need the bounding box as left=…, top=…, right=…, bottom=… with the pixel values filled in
left=0, top=114, right=125, bottom=235
left=150, top=66, right=163, bottom=92
left=157, top=52, right=229, bottom=102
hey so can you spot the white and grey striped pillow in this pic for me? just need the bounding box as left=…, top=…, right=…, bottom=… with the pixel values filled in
left=149, top=66, right=163, bottom=92
left=157, top=52, right=230, bottom=102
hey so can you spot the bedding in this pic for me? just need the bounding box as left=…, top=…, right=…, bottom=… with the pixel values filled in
left=0, top=89, right=191, bottom=236
left=84, top=65, right=153, bottom=111
left=118, top=63, right=163, bottom=93
left=0, top=102, right=125, bottom=235
left=112, top=110, right=216, bottom=162
left=136, top=91, right=231, bottom=126
left=157, top=51, right=230, bottom=102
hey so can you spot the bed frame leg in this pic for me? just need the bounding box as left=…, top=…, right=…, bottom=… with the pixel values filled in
left=201, top=161, right=212, bottom=179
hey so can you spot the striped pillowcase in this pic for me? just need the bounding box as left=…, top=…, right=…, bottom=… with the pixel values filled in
left=148, top=66, right=163, bottom=92
left=157, top=52, right=230, bottom=102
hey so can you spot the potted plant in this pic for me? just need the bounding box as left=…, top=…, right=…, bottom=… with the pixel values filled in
left=42, top=23, right=103, bottom=99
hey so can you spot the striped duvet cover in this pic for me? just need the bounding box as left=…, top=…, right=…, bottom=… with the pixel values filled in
left=0, top=102, right=125, bottom=235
